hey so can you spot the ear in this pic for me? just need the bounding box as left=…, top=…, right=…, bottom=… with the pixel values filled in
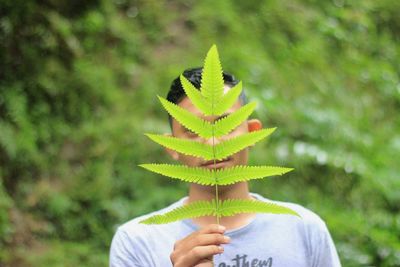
left=163, top=133, right=179, bottom=160
left=247, top=119, right=262, bottom=132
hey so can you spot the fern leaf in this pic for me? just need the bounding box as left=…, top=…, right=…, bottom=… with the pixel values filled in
left=201, top=45, right=224, bottom=102
left=140, top=200, right=216, bottom=224
left=213, top=81, right=243, bottom=116
left=140, top=45, right=297, bottom=225
left=140, top=199, right=299, bottom=224
left=215, top=165, right=294, bottom=185
left=214, top=102, right=257, bottom=137
left=139, top=164, right=293, bottom=186
left=139, top=164, right=215, bottom=185
left=180, top=75, right=212, bottom=115
left=214, top=128, right=276, bottom=160
left=146, top=128, right=275, bottom=161
left=218, top=199, right=300, bottom=217
left=145, top=134, right=214, bottom=160
left=158, top=96, right=213, bottom=138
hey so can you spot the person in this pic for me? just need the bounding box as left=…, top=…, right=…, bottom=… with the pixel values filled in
left=109, top=67, right=342, bottom=267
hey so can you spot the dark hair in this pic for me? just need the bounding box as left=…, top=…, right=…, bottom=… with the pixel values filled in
left=166, top=67, right=247, bottom=127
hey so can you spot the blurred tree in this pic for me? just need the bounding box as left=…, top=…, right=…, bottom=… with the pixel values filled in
left=0, top=0, right=399, bottom=266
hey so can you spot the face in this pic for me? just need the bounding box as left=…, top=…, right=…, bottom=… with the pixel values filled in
left=166, top=85, right=261, bottom=170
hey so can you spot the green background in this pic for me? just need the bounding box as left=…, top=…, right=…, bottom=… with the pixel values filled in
left=1, top=0, right=399, bottom=266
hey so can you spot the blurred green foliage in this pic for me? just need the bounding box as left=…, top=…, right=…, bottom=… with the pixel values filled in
left=0, top=0, right=399, bottom=266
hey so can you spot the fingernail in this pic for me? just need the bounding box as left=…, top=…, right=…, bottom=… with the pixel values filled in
left=218, top=246, right=224, bottom=253
left=218, top=225, right=226, bottom=232
left=223, top=236, right=231, bottom=242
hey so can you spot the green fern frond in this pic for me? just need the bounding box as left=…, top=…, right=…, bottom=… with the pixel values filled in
left=201, top=44, right=224, bottom=102
left=145, top=134, right=214, bottom=160
left=146, top=128, right=275, bottom=161
left=139, top=45, right=298, bottom=225
left=139, top=164, right=215, bottom=185
left=218, top=199, right=300, bottom=217
left=214, top=128, right=276, bottom=160
left=140, top=199, right=299, bottom=224
left=180, top=75, right=244, bottom=117
left=140, top=200, right=216, bottom=224
left=180, top=75, right=212, bottom=115
left=213, top=81, right=243, bottom=115
left=213, top=102, right=257, bottom=137
left=216, top=165, right=293, bottom=185
left=158, top=96, right=213, bottom=138
left=139, top=164, right=293, bottom=186
left=146, top=128, right=276, bottom=160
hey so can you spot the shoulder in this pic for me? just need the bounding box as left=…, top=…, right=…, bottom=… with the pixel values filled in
left=115, top=196, right=187, bottom=238
left=252, top=193, right=341, bottom=266
left=251, top=193, right=331, bottom=252
left=110, top=197, right=188, bottom=266
left=252, top=193, right=330, bottom=235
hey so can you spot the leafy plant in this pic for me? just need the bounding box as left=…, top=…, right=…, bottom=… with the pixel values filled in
left=139, top=45, right=299, bottom=224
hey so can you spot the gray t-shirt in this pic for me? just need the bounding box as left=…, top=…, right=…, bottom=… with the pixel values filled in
left=110, top=193, right=341, bottom=267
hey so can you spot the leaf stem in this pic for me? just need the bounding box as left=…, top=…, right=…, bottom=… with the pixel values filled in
left=211, top=96, right=220, bottom=225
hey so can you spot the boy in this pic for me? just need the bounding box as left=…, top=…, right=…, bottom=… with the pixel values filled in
left=110, top=68, right=341, bottom=267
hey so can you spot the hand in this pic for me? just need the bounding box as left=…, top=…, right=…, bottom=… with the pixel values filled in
left=170, top=224, right=231, bottom=267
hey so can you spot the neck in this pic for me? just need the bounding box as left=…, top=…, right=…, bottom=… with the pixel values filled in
left=186, top=182, right=256, bottom=230
left=187, top=182, right=252, bottom=202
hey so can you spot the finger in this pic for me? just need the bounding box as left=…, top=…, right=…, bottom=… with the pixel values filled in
left=175, top=224, right=225, bottom=248
left=198, top=224, right=226, bottom=235
left=178, top=245, right=223, bottom=267
left=176, top=224, right=224, bottom=247
left=173, top=224, right=227, bottom=256
left=191, top=233, right=231, bottom=247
